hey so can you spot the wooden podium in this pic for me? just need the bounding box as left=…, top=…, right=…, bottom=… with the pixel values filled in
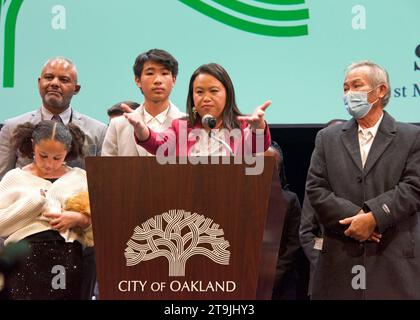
left=86, top=157, right=285, bottom=300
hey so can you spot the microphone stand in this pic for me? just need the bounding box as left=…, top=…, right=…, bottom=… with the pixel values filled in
left=208, top=130, right=234, bottom=156
left=202, top=114, right=234, bottom=156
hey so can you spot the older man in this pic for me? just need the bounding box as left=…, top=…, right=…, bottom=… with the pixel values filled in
left=0, top=57, right=107, bottom=178
left=306, top=61, right=420, bottom=299
left=0, top=57, right=107, bottom=300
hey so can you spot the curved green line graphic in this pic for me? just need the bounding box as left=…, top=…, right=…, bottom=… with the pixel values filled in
left=4, top=0, right=24, bottom=88
left=179, top=0, right=308, bottom=37
left=212, top=0, right=308, bottom=21
left=254, top=0, right=305, bottom=4
left=0, top=0, right=5, bottom=30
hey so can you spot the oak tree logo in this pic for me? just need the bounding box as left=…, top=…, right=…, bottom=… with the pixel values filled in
left=125, top=209, right=230, bottom=277
left=0, top=0, right=24, bottom=88
left=179, top=0, right=309, bottom=37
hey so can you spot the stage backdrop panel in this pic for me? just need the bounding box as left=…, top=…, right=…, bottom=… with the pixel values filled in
left=1, top=0, right=419, bottom=124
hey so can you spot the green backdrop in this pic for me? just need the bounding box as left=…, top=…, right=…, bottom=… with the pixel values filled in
left=1, top=0, right=419, bottom=124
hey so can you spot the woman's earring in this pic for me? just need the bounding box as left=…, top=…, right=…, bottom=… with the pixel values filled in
left=192, top=107, right=198, bottom=119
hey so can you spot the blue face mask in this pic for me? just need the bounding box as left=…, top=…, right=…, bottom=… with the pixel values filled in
left=343, top=89, right=378, bottom=119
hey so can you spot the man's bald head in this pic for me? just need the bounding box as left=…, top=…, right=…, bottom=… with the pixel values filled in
left=42, top=57, right=78, bottom=83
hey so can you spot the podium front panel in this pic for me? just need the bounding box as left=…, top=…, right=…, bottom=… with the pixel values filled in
left=86, top=157, right=284, bottom=300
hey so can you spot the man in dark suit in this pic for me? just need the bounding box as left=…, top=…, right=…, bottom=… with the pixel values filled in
left=0, top=57, right=107, bottom=300
left=306, top=61, right=420, bottom=299
left=0, top=57, right=107, bottom=179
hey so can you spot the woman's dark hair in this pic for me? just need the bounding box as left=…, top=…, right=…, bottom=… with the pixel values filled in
left=186, top=63, right=243, bottom=130
left=133, top=48, right=178, bottom=78
left=13, top=120, right=85, bottom=161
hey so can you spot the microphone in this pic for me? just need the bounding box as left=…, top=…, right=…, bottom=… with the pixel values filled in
left=201, top=114, right=217, bottom=129
left=201, top=114, right=234, bottom=156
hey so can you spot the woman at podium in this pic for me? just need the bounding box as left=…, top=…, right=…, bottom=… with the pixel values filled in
left=120, top=63, right=271, bottom=156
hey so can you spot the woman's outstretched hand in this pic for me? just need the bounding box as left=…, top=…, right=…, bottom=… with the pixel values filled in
left=237, top=100, right=271, bottom=130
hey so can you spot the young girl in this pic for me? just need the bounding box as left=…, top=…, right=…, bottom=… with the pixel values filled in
left=0, top=120, right=91, bottom=299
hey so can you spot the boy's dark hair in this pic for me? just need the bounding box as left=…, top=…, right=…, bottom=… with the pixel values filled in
left=133, top=49, right=178, bottom=78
